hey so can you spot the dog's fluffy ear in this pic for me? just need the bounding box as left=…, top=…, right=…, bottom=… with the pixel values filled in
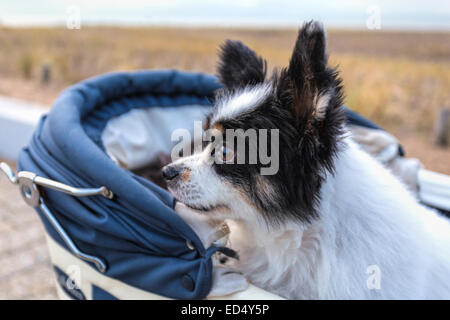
left=217, top=40, right=267, bottom=90
left=278, top=21, right=343, bottom=124
left=277, top=21, right=345, bottom=176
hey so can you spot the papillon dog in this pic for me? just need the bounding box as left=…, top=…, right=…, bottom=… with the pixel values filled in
left=164, top=21, right=450, bottom=299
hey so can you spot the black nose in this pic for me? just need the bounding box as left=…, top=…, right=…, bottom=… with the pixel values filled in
left=162, top=165, right=180, bottom=180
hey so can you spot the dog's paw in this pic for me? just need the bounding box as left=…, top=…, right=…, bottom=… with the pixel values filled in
left=207, top=266, right=249, bottom=297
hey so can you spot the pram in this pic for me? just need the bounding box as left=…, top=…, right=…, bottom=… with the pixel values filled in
left=1, top=70, right=449, bottom=300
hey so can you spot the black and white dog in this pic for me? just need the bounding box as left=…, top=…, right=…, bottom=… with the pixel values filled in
left=163, top=22, right=450, bottom=299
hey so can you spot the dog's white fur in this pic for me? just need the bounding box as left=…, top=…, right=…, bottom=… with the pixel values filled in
left=212, top=84, right=272, bottom=123
left=225, top=137, right=450, bottom=299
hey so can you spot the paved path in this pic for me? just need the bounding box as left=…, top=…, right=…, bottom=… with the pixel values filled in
left=0, top=95, right=46, bottom=160
left=0, top=162, right=57, bottom=299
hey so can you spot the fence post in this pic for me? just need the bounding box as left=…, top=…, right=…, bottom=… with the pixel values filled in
left=41, top=63, right=52, bottom=85
left=433, top=108, right=450, bottom=147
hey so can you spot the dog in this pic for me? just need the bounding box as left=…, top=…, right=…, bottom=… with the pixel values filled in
left=165, top=21, right=450, bottom=299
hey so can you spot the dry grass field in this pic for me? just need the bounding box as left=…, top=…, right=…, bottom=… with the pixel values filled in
left=0, top=26, right=449, bottom=172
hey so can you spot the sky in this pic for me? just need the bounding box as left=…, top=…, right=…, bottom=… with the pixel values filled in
left=0, top=0, right=449, bottom=30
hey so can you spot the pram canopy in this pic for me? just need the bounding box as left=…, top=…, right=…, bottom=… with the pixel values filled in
left=17, top=70, right=384, bottom=300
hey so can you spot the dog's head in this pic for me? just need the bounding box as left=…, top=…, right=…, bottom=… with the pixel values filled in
left=163, top=21, right=345, bottom=227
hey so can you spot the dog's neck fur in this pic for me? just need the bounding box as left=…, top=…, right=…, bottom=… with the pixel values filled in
left=229, top=136, right=450, bottom=299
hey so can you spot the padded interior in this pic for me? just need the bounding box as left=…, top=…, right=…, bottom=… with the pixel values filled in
left=101, top=104, right=210, bottom=170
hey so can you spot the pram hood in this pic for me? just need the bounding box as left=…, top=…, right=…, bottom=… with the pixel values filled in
left=18, top=70, right=223, bottom=299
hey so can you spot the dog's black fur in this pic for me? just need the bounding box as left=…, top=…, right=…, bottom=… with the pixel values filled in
left=210, top=21, right=346, bottom=225
left=217, top=39, right=267, bottom=90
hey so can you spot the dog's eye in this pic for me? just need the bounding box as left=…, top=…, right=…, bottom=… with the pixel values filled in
left=214, top=145, right=235, bottom=163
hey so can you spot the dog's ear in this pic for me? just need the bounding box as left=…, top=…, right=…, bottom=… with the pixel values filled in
left=278, top=21, right=343, bottom=125
left=217, top=40, right=267, bottom=90
left=277, top=21, right=345, bottom=177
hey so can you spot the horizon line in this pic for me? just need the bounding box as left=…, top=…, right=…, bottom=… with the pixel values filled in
left=1, top=20, right=449, bottom=32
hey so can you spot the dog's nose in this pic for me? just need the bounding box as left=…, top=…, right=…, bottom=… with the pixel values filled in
left=162, top=165, right=180, bottom=180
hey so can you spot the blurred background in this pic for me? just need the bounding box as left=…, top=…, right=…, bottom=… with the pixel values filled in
left=0, top=0, right=449, bottom=299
